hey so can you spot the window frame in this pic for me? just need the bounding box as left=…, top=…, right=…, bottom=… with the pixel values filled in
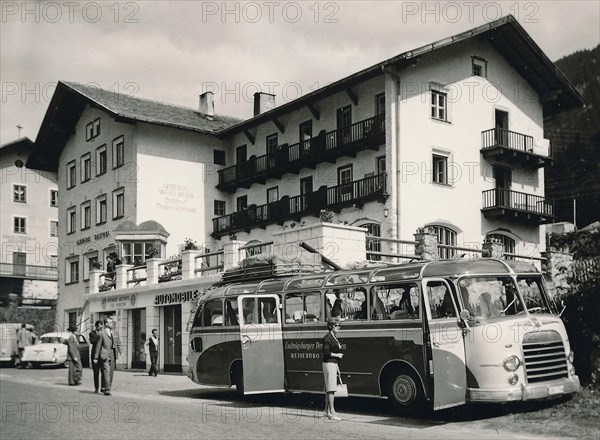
left=81, top=153, right=92, bottom=183
left=66, top=161, right=77, bottom=189
left=81, top=202, right=92, bottom=230
left=112, top=136, right=125, bottom=169
left=96, top=145, right=107, bottom=176
left=431, top=89, right=448, bottom=122
left=213, top=150, right=226, bottom=166
left=50, top=220, right=58, bottom=237
left=214, top=200, right=226, bottom=216
left=112, top=188, right=125, bottom=219
left=50, top=190, right=58, bottom=207
left=66, top=258, right=80, bottom=284
left=96, top=195, right=107, bottom=225
left=85, top=118, right=101, bottom=141
left=13, top=216, right=27, bottom=234
left=432, top=154, right=449, bottom=185
left=13, top=184, right=26, bottom=203
left=67, top=208, right=76, bottom=234
left=471, top=56, right=488, bottom=78
left=375, top=92, right=385, bottom=116
left=429, top=225, right=457, bottom=259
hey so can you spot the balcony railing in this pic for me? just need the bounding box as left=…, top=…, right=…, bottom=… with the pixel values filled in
left=213, top=173, right=387, bottom=237
left=481, top=128, right=552, bottom=168
left=482, top=188, right=556, bottom=223
left=218, top=114, right=385, bottom=191
left=0, top=263, right=58, bottom=280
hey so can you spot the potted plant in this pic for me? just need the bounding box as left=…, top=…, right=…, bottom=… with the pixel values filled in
left=184, top=238, right=198, bottom=250
left=91, top=261, right=102, bottom=270
left=319, top=209, right=334, bottom=223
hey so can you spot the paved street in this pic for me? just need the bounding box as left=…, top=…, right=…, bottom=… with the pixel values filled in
left=1, top=366, right=568, bottom=439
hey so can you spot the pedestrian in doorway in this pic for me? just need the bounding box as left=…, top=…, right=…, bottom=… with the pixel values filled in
left=93, top=317, right=120, bottom=396
left=146, top=329, right=159, bottom=377
left=66, top=326, right=82, bottom=386
left=89, top=320, right=104, bottom=393
left=322, top=318, right=344, bottom=420
left=17, top=323, right=34, bottom=368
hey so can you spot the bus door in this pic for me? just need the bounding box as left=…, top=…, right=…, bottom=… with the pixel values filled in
left=237, top=294, right=285, bottom=394
left=423, top=278, right=467, bottom=409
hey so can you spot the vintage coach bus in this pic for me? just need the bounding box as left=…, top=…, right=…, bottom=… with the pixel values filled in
left=186, top=258, right=580, bottom=411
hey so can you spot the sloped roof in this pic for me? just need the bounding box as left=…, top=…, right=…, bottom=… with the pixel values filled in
left=28, top=81, right=242, bottom=171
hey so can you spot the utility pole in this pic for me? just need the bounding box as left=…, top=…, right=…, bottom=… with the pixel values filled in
left=573, top=198, right=577, bottom=230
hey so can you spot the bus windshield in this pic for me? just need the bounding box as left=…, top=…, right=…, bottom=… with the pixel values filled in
left=458, top=276, right=524, bottom=319
left=517, top=276, right=554, bottom=314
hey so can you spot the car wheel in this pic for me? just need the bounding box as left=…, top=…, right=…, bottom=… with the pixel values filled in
left=31, top=362, right=41, bottom=369
left=63, top=360, right=69, bottom=368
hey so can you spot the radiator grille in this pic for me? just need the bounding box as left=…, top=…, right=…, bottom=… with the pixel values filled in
left=522, top=331, right=568, bottom=383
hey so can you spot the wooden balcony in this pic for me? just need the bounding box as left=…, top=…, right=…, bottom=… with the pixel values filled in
left=213, top=173, right=388, bottom=237
left=481, top=128, right=552, bottom=168
left=482, top=188, right=556, bottom=223
left=217, top=115, right=385, bottom=192
left=0, top=263, right=58, bottom=281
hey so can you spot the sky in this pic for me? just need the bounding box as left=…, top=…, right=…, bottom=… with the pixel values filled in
left=1, top=0, right=599, bottom=145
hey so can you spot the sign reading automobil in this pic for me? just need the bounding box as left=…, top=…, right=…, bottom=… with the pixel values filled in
left=154, top=290, right=199, bottom=305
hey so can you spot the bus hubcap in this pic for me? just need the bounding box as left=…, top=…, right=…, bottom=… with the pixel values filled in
left=392, top=375, right=416, bottom=405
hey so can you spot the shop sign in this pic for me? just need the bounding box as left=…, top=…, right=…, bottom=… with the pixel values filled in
left=76, top=230, right=110, bottom=246
left=154, top=289, right=199, bottom=305
left=101, top=294, right=135, bottom=310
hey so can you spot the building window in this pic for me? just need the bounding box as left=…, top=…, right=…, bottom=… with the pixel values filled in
left=112, top=136, right=124, bottom=168
left=431, top=90, right=447, bottom=121
left=96, top=196, right=107, bottom=224
left=429, top=225, right=457, bottom=259
left=236, top=195, right=248, bottom=211
left=86, top=118, right=100, bottom=141
left=96, top=146, right=107, bottom=175
left=338, top=165, right=353, bottom=202
left=81, top=203, right=91, bottom=230
left=486, top=233, right=516, bottom=259
left=363, top=223, right=381, bottom=261
left=267, top=187, right=279, bottom=204
left=112, top=189, right=125, bottom=219
left=433, top=154, right=448, bottom=184
left=67, top=259, right=79, bottom=284
left=266, top=133, right=278, bottom=167
left=81, top=153, right=91, bottom=182
left=50, top=190, right=58, bottom=207
left=122, top=241, right=160, bottom=266
left=67, top=208, right=76, bottom=234
left=50, top=220, right=58, bottom=237
left=84, top=254, right=99, bottom=280
left=214, top=200, right=226, bottom=216
left=472, top=56, right=488, bottom=78
left=67, top=161, right=76, bottom=189
left=214, top=150, right=225, bottom=166
left=13, top=185, right=26, bottom=203
left=375, top=93, right=385, bottom=116
left=377, top=156, right=386, bottom=175
left=13, top=217, right=26, bottom=234
left=236, top=145, right=247, bottom=163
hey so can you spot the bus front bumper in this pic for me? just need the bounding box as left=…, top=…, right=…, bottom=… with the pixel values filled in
left=468, top=376, right=580, bottom=402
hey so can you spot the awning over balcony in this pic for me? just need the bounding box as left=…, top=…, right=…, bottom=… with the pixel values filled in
left=482, top=188, right=556, bottom=224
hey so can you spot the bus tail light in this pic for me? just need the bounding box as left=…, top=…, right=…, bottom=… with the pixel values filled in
left=508, top=374, right=519, bottom=385
left=503, top=355, right=521, bottom=372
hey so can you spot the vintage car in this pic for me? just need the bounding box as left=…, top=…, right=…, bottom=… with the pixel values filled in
left=20, top=332, right=89, bottom=368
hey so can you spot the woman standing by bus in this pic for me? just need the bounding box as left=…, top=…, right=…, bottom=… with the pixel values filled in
left=322, top=318, right=344, bottom=420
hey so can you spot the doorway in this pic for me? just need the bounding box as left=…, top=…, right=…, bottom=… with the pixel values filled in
left=163, top=305, right=182, bottom=372
left=131, top=308, right=146, bottom=369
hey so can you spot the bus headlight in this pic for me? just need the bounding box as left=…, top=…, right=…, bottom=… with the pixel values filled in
left=568, top=350, right=574, bottom=363
left=508, top=374, right=519, bottom=385
left=504, top=355, right=521, bottom=372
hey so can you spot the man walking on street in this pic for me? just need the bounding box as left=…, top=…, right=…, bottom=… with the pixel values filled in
left=89, top=320, right=103, bottom=393
left=66, top=326, right=82, bottom=386
left=146, top=328, right=159, bottom=377
left=93, top=317, right=120, bottom=396
left=16, top=324, right=34, bottom=368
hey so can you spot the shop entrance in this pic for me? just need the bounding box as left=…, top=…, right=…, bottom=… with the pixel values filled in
left=131, top=308, right=146, bottom=369
left=163, top=304, right=182, bottom=372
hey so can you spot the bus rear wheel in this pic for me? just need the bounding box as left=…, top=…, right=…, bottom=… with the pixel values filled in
left=387, top=371, right=423, bottom=414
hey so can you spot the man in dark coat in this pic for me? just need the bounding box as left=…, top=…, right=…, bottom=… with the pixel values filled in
left=146, top=329, right=159, bottom=377
left=66, top=326, right=82, bottom=386
left=93, top=317, right=120, bottom=396
left=89, top=320, right=104, bottom=393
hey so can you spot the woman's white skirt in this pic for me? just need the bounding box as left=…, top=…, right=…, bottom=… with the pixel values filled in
left=322, top=362, right=338, bottom=392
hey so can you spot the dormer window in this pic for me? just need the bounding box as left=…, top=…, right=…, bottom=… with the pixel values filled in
left=472, top=56, right=488, bottom=78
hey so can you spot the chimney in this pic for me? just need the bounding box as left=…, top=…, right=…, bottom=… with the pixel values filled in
left=199, top=91, right=214, bottom=119
left=253, top=92, right=276, bottom=116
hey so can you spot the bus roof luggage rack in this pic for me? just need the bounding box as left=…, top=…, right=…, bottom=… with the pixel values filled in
left=221, top=253, right=323, bottom=284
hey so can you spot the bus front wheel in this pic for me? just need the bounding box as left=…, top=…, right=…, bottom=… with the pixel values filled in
left=387, top=371, right=423, bottom=413
left=231, top=363, right=244, bottom=396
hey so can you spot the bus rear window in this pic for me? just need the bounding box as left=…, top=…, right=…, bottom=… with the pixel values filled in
left=458, top=276, right=523, bottom=319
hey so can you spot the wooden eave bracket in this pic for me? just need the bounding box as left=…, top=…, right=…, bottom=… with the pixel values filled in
left=345, top=88, right=358, bottom=105
left=272, top=118, right=285, bottom=134
left=307, top=103, right=320, bottom=120
left=243, top=129, right=255, bottom=145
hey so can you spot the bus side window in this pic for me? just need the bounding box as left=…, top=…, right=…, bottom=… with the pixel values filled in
left=259, top=297, right=278, bottom=324
left=382, top=283, right=420, bottom=320
left=224, top=299, right=239, bottom=326
left=285, top=292, right=321, bottom=323
left=339, top=288, right=367, bottom=321
left=242, top=298, right=256, bottom=324
left=428, top=282, right=456, bottom=319
left=202, top=299, right=224, bottom=326
left=285, top=294, right=303, bottom=323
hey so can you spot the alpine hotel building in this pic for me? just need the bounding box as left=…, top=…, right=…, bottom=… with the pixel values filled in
left=28, top=16, right=582, bottom=372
